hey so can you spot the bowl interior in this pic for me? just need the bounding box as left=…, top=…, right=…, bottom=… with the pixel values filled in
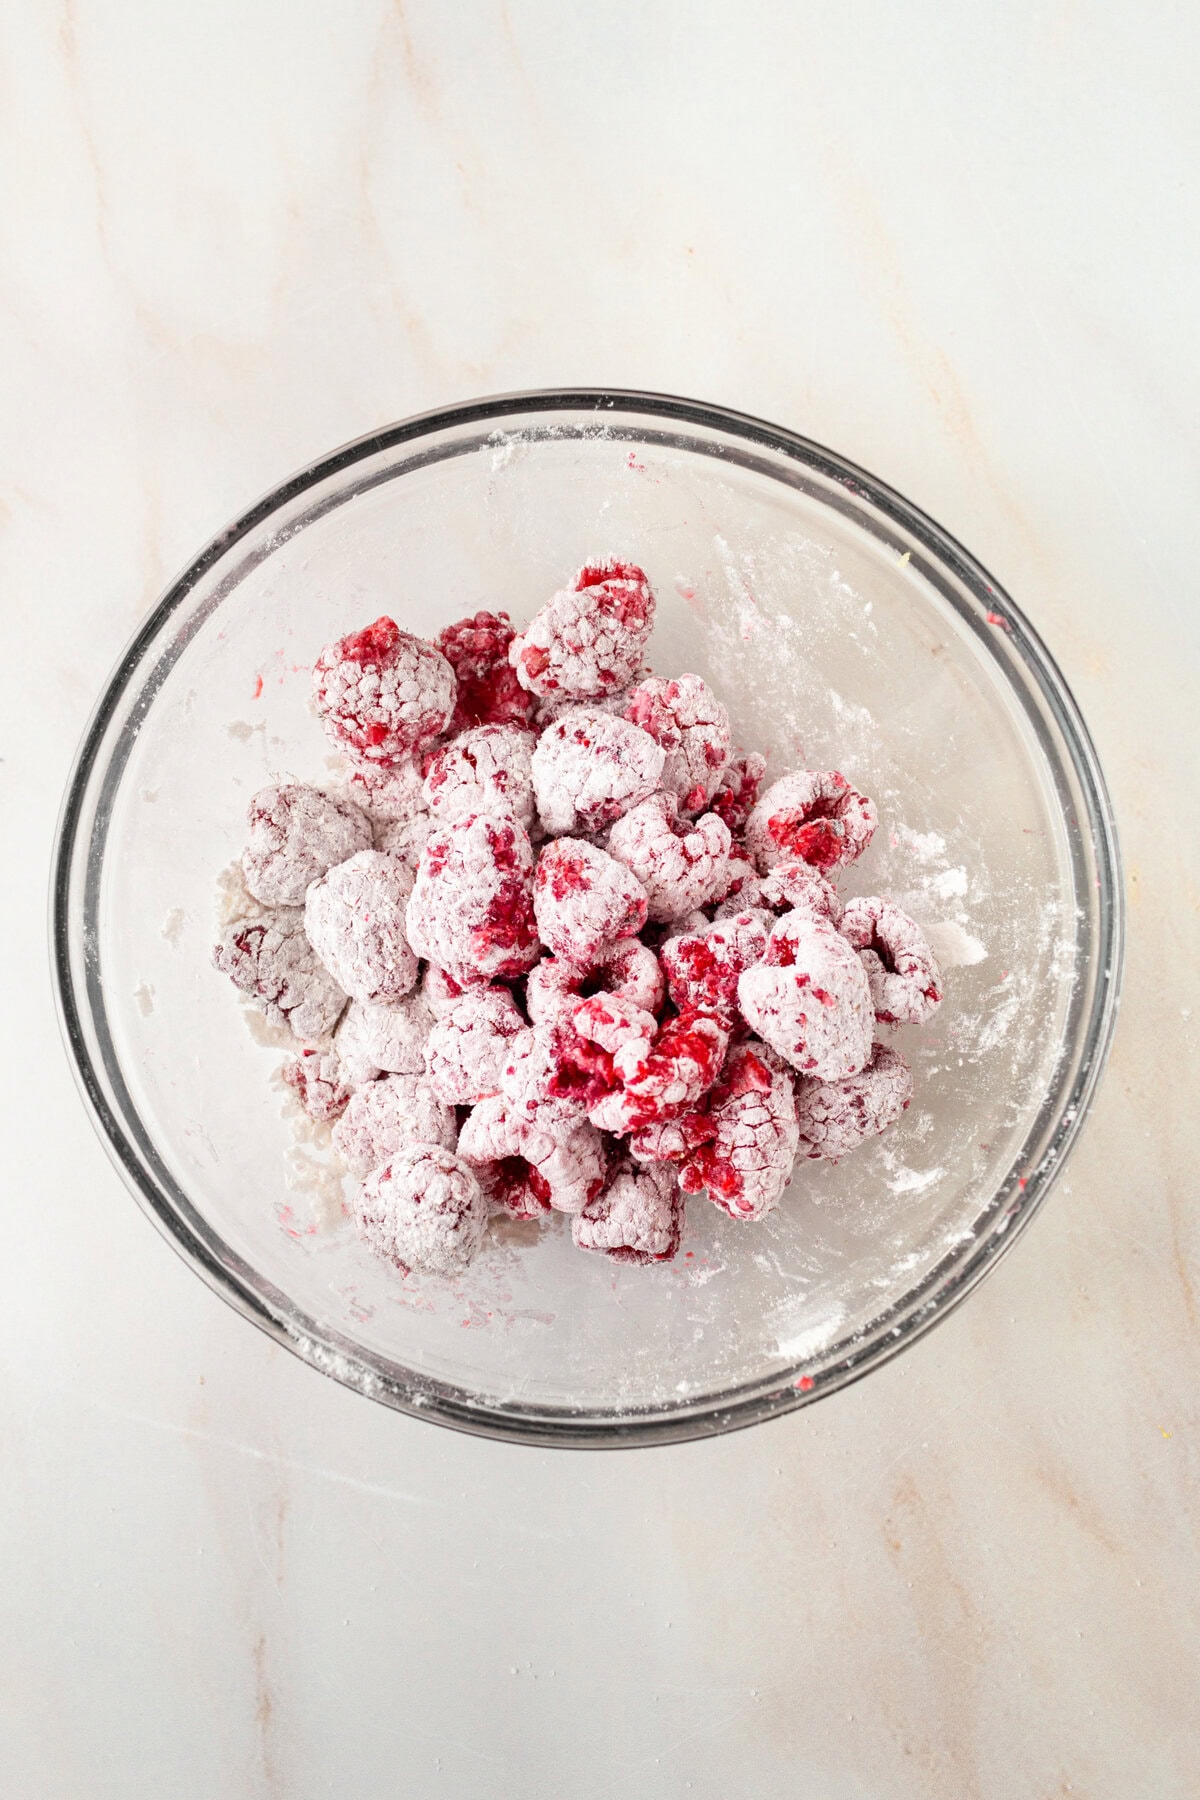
left=58, top=398, right=1117, bottom=1441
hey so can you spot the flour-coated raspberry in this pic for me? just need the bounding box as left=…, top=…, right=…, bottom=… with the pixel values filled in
left=509, top=560, right=655, bottom=700
left=710, top=750, right=767, bottom=835
left=793, top=1042, right=913, bottom=1161
left=839, top=897, right=943, bottom=1026
left=497, top=1019, right=614, bottom=1133
left=737, top=910, right=874, bottom=1081
left=712, top=855, right=761, bottom=913
left=660, top=911, right=770, bottom=1020
left=679, top=1041, right=799, bottom=1221
left=623, top=674, right=731, bottom=811
left=458, top=1096, right=608, bottom=1217
left=606, top=792, right=732, bottom=924
left=312, top=616, right=455, bottom=767
left=213, top=911, right=346, bottom=1042
left=345, top=761, right=433, bottom=868
left=572, top=1159, right=683, bottom=1264
left=405, top=812, right=539, bottom=988
left=585, top=1004, right=729, bottom=1136
left=434, top=610, right=535, bottom=735
left=758, top=859, right=844, bottom=926
left=422, top=963, right=467, bottom=1017
left=354, top=1145, right=487, bottom=1275
left=627, top=1109, right=716, bottom=1167
left=530, top=707, right=664, bottom=836
left=332, top=1073, right=458, bottom=1176
left=533, top=839, right=648, bottom=968
left=423, top=725, right=536, bottom=830
left=525, top=940, right=664, bottom=1025
left=242, top=783, right=372, bottom=907
left=280, top=1048, right=353, bottom=1121
left=423, top=986, right=525, bottom=1105
left=303, top=850, right=418, bottom=1005
left=333, top=992, right=434, bottom=1085
left=745, top=770, right=876, bottom=873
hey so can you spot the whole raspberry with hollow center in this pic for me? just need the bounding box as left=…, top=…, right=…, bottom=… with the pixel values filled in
left=423, top=724, right=536, bottom=831
left=312, top=615, right=456, bottom=767
left=660, top=911, right=770, bottom=1021
left=509, top=560, right=656, bottom=700
left=709, top=750, right=767, bottom=836
left=434, top=610, right=535, bottom=735
left=679, top=1041, right=799, bottom=1221
left=572, top=1159, right=683, bottom=1264
left=354, top=1146, right=488, bottom=1275
left=606, top=792, right=732, bottom=924
left=530, top=706, right=664, bottom=836
left=525, top=939, right=664, bottom=1025
left=583, top=1001, right=730, bottom=1136
left=533, top=839, right=648, bottom=969
left=623, top=674, right=731, bottom=811
left=242, top=783, right=372, bottom=907
left=839, top=897, right=943, bottom=1026
left=405, top=812, right=539, bottom=989
left=280, top=1048, right=353, bottom=1121
left=423, top=986, right=525, bottom=1105
left=745, top=770, right=877, bottom=873
left=213, top=911, right=346, bottom=1042
left=737, top=910, right=874, bottom=1081
left=793, top=1042, right=913, bottom=1161
left=304, top=850, right=418, bottom=1005
left=458, top=1095, right=608, bottom=1217
left=332, top=1073, right=458, bottom=1176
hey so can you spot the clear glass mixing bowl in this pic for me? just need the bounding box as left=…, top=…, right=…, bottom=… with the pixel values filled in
left=52, top=391, right=1123, bottom=1446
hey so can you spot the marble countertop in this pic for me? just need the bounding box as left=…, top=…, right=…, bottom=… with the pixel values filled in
left=3, top=4, right=1197, bottom=1795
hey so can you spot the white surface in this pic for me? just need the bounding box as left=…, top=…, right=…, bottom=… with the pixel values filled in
left=2, top=3, right=1197, bottom=1796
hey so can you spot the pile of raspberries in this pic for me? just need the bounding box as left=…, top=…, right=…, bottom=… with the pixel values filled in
left=213, top=560, right=943, bottom=1279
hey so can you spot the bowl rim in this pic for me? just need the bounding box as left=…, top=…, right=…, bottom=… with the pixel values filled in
left=50, top=386, right=1125, bottom=1448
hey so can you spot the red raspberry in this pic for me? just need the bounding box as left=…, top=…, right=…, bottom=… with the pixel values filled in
left=839, top=897, right=943, bottom=1026
left=498, top=1017, right=620, bottom=1131
left=213, top=912, right=346, bottom=1042
left=660, top=911, right=770, bottom=1021
left=533, top=839, right=648, bottom=968
left=434, top=610, right=535, bottom=735
left=745, top=770, right=876, bottom=873
left=794, top=1042, right=913, bottom=1161
left=346, top=760, right=432, bottom=868
left=572, top=1159, right=683, bottom=1264
left=423, top=724, right=536, bottom=831
left=423, top=986, right=525, bottom=1105
left=606, top=792, right=732, bottom=924
left=530, top=707, right=664, bottom=836
left=737, top=910, right=874, bottom=1081
left=242, top=783, right=371, bottom=906
left=333, top=992, right=434, bottom=1085
left=312, top=616, right=455, bottom=768
left=280, top=1048, right=353, bottom=1121
left=303, top=850, right=418, bottom=1005
left=509, top=560, right=655, bottom=700
left=354, top=1145, right=488, bottom=1275
left=709, top=750, right=767, bottom=835
left=679, top=1042, right=799, bottom=1221
left=332, top=1073, right=457, bottom=1176
left=458, top=1096, right=608, bottom=1217
left=627, top=1108, right=716, bottom=1167
left=758, top=858, right=844, bottom=926
left=585, top=1004, right=730, bottom=1136
left=712, top=855, right=762, bottom=913
left=405, top=812, right=539, bottom=988
left=422, top=963, right=467, bottom=1017
left=623, top=674, right=731, bottom=811
left=525, top=939, right=663, bottom=1024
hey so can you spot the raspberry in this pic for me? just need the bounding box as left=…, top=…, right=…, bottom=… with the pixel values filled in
left=333, top=992, right=433, bottom=1085
left=679, top=1042, right=799, bottom=1221
left=434, top=610, right=535, bottom=735
left=458, top=1096, right=608, bottom=1217
left=422, top=963, right=467, bottom=1017
left=623, top=674, right=731, bottom=811
left=405, top=812, right=539, bottom=988
left=331, top=1072, right=457, bottom=1175
left=585, top=1003, right=729, bottom=1136
left=241, top=783, right=371, bottom=907
left=213, top=911, right=346, bottom=1042
left=839, top=897, right=943, bottom=1026
left=709, top=750, right=767, bottom=835
left=737, top=910, right=874, bottom=1081
left=354, top=1145, right=487, bottom=1275
left=572, top=1159, right=683, bottom=1264
left=280, top=1048, right=353, bottom=1121
left=606, top=792, right=732, bottom=924
left=423, top=724, right=536, bottom=831
left=312, top=616, right=455, bottom=767
left=758, top=859, right=844, bottom=926
left=794, top=1042, right=913, bottom=1161
left=525, top=939, right=664, bottom=1024
left=745, top=770, right=876, bottom=873
left=423, top=986, right=525, bottom=1105
left=712, top=855, right=762, bottom=913
left=627, top=1109, right=716, bottom=1167
left=660, top=911, right=770, bottom=1020
left=303, top=850, right=418, bottom=1005
left=533, top=839, right=648, bottom=968
left=498, top=1019, right=614, bottom=1131
left=530, top=707, right=664, bottom=836
left=509, top=560, right=655, bottom=700
left=346, top=760, right=432, bottom=867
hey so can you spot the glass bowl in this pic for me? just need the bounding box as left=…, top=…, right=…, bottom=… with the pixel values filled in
left=52, top=390, right=1123, bottom=1447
